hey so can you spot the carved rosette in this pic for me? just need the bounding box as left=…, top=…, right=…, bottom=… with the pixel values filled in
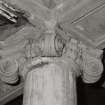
left=81, top=46, right=103, bottom=83
left=0, top=59, right=18, bottom=84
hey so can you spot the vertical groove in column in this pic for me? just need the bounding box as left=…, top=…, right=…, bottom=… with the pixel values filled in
left=23, top=63, right=77, bottom=105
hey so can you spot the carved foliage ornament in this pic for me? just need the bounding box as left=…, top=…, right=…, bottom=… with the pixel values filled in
left=0, top=1, right=104, bottom=105
left=0, top=0, right=103, bottom=88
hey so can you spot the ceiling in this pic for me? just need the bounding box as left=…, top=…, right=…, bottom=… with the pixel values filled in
left=1, top=0, right=105, bottom=49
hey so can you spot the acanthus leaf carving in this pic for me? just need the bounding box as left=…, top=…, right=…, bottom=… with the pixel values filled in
left=0, top=1, right=104, bottom=105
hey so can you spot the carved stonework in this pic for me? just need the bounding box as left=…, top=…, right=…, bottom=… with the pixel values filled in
left=0, top=0, right=104, bottom=105
left=23, top=58, right=77, bottom=105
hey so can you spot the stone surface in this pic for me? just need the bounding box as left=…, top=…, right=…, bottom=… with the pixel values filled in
left=23, top=59, right=77, bottom=105
left=0, top=1, right=104, bottom=105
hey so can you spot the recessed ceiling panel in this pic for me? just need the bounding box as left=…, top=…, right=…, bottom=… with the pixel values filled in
left=57, top=0, right=105, bottom=23
left=5, top=0, right=51, bottom=21
left=62, top=5, right=105, bottom=49
left=53, top=0, right=83, bottom=21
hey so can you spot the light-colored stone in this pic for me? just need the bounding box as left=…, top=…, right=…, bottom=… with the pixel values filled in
left=23, top=58, right=77, bottom=105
